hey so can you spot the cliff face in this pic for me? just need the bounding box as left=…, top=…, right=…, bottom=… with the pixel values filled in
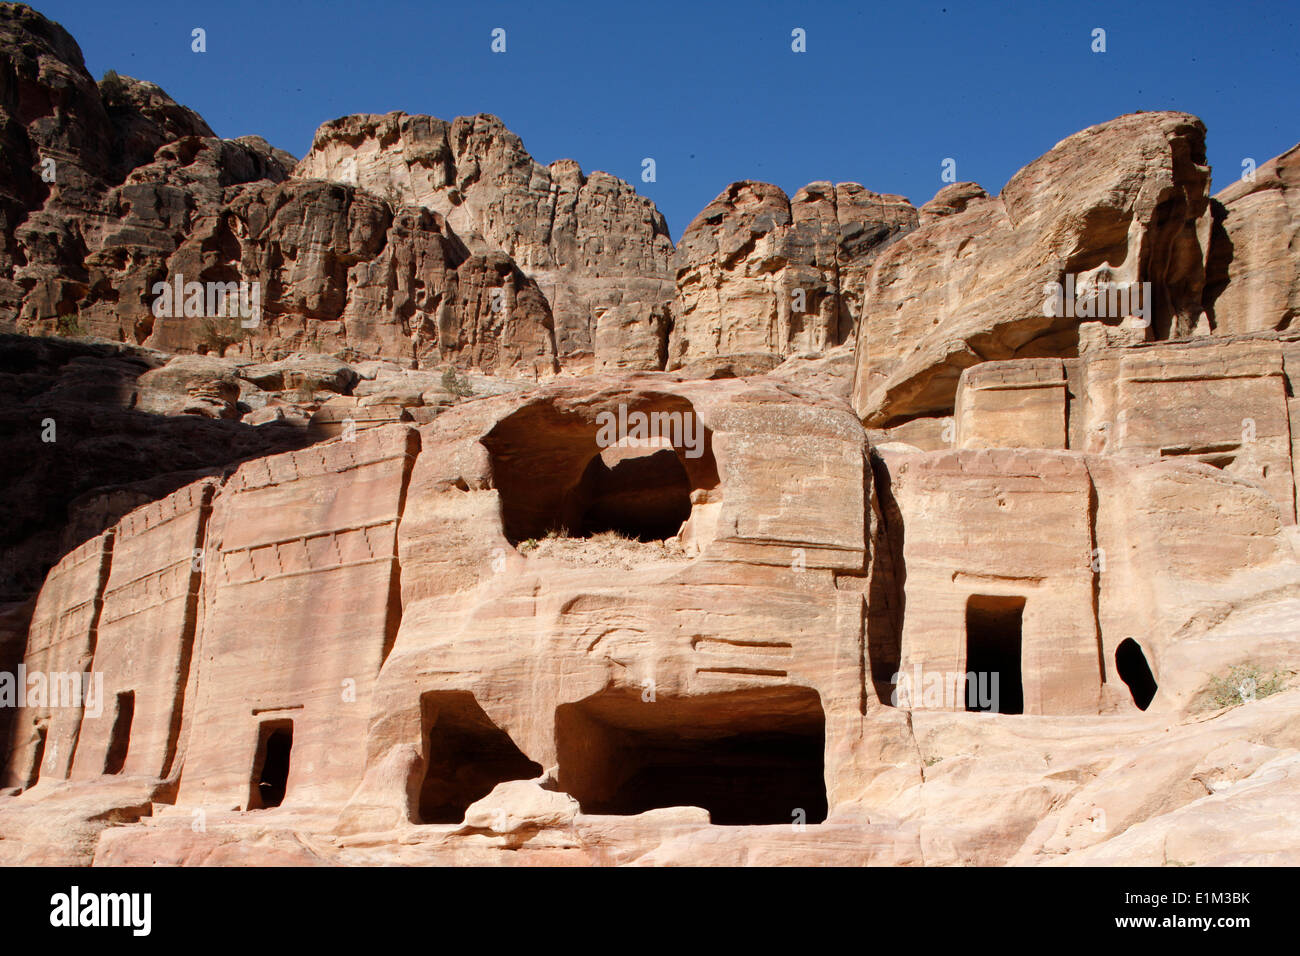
left=3, top=3, right=1300, bottom=868
left=669, top=180, right=917, bottom=372
left=294, top=111, right=675, bottom=365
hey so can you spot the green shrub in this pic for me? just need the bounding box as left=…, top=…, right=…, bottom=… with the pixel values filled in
left=441, top=366, right=474, bottom=398
left=1204, top=664, right=1286, bottom=710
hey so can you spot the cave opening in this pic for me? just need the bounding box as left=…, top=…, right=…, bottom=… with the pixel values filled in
left=103, top=690, right=134, bottom=775
left=1115, top=638, right=1158, bottom=710
left=483, top=397, right=720, bottom=547
left=965, top=594, right=1025, bottom=714
left=576, top=446, right=693, bottom=541
left=417, top=691, right=542, bottom=824
left=249, top=720, right=292, bottom=810
left=555, top=687, right=827, bottom=825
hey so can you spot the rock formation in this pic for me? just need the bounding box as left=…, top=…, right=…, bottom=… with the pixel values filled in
left=851, top=111, right=1214, bottom=428
left=2, top=3, right=1300, bottom=868
left=294, top=112, right=675, bottom=365
left=669, top=180, right=916, bottom=373
left=1206, top=143, right=1300, bottom=335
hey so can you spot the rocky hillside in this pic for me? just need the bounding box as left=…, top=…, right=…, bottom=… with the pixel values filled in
left=2, top=3, right=1300, bottom=868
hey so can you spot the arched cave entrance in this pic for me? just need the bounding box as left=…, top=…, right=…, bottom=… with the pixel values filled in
left=555, top=686, right=827, bottom=825
left=483, top=395, right=719, bottom=546
left=578, top=446, right=692, bottom=540
left=1115, top=638, right=1158, bottom=710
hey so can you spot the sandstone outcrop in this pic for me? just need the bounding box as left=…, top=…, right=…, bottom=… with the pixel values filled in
left=952, top=333, right=1300, bottom=520
left=669, top=180, right=916, bottom=371
left=852, top=111, right=1214, bottom=427
left=4, top=357, right=1299, bottom=865
left=5, top=3, right=1300, bottom=870
left=1206, top=143, right=1300, bottom=334
left=0, top=6, right=561, bottom=376
left=294, top=112, right=675, bottom=364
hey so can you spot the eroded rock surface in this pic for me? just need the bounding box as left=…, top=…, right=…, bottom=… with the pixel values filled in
left=294, top=112, right=674, bottom=364
left=1206, top=143, right=1300, bottom=335
left=851, top=111, right=1214, bottom=427
left=670, top=180, right=916, bottom=371
left=4, top=4, right=1300, bottom=870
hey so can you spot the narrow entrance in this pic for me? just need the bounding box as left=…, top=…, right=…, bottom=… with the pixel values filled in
left=249, top=720, right=293, bottom=809
left=103, top=691, right=135, bottom=774
left=965, top=595, right=1025, bottom=714
left=1115, top=638, right=1158, bottom=710
left=26, top=724, right=47, bottom=788
left=418, top=691, right=542, bottom=824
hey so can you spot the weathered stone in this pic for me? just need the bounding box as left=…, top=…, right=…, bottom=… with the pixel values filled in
left=669, top=180, right=916, bottom=370
left=293, top=112, right=674, bottom=362
left=176, top=425, right=418, bottom=811
left=951, top=335, right=1300, bottom=521
left=1206, top=143, right=1300, bottom=334
left=2, top=533, right=111, bottom=789
left=70, top=479, right=214, bottom=780
left=852, top=111, right=1214, bottom=426
left=6, top=4, right=1300, bottom=869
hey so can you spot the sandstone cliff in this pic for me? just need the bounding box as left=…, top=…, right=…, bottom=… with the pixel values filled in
left=669, top=180, right=916, bottom=374
left=3, top=2, right=1300, bottom=870
left=294, top=111, right=674, bottom=365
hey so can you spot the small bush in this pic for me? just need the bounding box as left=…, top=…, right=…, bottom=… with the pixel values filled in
left=1204, top=664, right=1286, bottom=710
left=55, top=314, right=82, bottom=337
left=441, top=366, right=474, bottom=398
left=99, top=69, right=127, bottom=101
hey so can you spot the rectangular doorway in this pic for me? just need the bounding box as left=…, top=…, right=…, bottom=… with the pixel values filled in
left=965, top=595, right=1025, bottom=714
left=248, top=719, right=293, bottom=809
left=103, top=690, right=135, bottom=774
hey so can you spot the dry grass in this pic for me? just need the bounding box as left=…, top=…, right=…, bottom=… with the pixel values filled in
left=518, top=529, right=689, bottom=569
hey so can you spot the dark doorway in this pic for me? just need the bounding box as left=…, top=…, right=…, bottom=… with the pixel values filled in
left=26, top=724, right=47, bottom=788
left=103, top=691, right=135, bottom=775
left=965, top=595, right=1025, bottom=714
left=418, top=692, right=542, bottom=824
left=249, top=720, right=293, bottom=809
left=556, top=687, right=827, bottom=825
left=1115, top=638, right=1158, bottom=710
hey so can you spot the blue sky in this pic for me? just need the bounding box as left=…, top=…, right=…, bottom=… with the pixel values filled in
left=34, top=0, right=1300, bottom=241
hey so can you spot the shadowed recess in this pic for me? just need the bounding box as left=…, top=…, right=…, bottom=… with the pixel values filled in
left=555, top=686, right=826, bottom=825
left=1116, top=638, right=1158, bottom=710
left=482, top=394, right=718, bottom=545
left=965, top=594, right=1025, bottom=715
left=249, top=720, right=293, bottom=810
left=417, top=691, right=542, bottom=824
